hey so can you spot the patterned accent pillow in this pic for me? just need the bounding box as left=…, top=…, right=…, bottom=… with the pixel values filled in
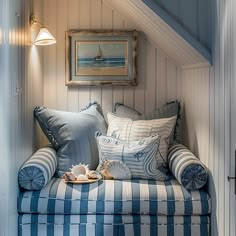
left=96, top=133, right=161, bottom=180
left=114, top=100, right=182, bottom=143
left=34, top=102, right=107, bottom=176
left=107, top=113, right=177, bottom=180
left=18, top=146, right=57, bottom=190
left=168, top=144, right=208, bottom=190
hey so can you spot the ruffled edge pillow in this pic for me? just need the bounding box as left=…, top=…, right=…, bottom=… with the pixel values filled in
left=18, top=146, right=57, bottom=190
left=113, top=100, right=182, bottom=143
left=168, top=144, right=208, bottom=190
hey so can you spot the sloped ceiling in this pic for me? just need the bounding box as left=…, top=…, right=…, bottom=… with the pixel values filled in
left=104, top=0, right=211, bottom=67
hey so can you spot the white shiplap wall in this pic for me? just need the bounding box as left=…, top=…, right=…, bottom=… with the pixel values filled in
left=43, top=0, right=182, bottom=122
left=43, top=1, right=234, bottom=236
left=0, top=0, right=44, bottom=235
left=182, top=66, right=210, bottom=167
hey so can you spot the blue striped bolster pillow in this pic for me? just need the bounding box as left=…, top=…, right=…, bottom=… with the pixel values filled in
left=168, top=144, right=208, bottom=190
left=18, top=146, right=57, bottom=190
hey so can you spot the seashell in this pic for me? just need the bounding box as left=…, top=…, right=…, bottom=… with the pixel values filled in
left=62, top=172, right=77, bottom=181
left=87, top=170, right=102, bottom=179
left=70, top=164, right=89, bottom=177
left=104, top=160, right=132, bottom=180
left=77, top=174, right=88, bottom=180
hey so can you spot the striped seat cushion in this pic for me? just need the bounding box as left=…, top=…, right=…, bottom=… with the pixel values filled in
left=107, top=113, right=177, bottom=180
left=18, top=177, right=211, bottom=215
left=168, top=144, right=208, bottom=190
left=19, top=214, right=210, bottom=236
left=18, top=146, right=57, bottom=190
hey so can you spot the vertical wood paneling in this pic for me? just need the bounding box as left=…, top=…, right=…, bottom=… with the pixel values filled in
left=0, top=0, right=44, bottom=235
left=44, top=0, right=57, bottom=108
left=56, top=0, right=68, bottom=110
left=43, top=0, right=182, bottom=120
left=145, top=41, right=156, bottom=113
left=182, top=67, right=210, bottom=166
left=67, top=0, right=80, bottom=112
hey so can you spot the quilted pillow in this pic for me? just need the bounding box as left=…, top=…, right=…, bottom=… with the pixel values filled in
left=107, top=113, right=177, bottom=180
left=34, top=102, right=107, bottom=176
left=168, top=144, right=208, bottom=190
left=18, top=146, right=57, bottom=190
left=96, top=133, right=161, bottom=180
left=114, top=100, right=181, bottom=143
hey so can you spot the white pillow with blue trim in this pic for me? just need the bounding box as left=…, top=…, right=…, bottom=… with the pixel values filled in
left=96, top=133, right=162, bottom=180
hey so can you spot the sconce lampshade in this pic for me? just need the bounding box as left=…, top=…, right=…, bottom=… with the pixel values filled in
left=34, top=27, right=56, bottom=46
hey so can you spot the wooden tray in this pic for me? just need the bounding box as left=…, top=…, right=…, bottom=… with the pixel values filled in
left=64, top=178, right=102, bottom=184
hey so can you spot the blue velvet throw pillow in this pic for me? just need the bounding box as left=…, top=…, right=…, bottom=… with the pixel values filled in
left=18, top=146, right=57, bottom=190
left=168, top=144, right=208, bottom=190
left=34, top=102, right=107, bottom=176
left=114, top=100, right=182, bottom=143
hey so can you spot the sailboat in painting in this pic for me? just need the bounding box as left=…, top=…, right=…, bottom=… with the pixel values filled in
left=94, top=45, right=104, bottom=61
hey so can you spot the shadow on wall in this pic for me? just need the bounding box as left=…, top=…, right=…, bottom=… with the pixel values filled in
left=207, top=171, right=218, bottom=236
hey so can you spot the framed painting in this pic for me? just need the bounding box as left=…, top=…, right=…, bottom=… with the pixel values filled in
left=65, top=30, right=138, bottom=86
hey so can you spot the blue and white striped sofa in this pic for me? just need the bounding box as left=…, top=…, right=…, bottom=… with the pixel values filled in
left=17, top=146, right=211, bottom=236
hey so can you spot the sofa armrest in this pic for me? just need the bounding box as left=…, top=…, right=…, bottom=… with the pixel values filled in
left=168, top=144, right=208, bottom=190
left=18, top=146, right=57, bottom=190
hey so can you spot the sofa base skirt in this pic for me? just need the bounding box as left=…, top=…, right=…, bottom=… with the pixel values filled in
left=19, top=214, right=210, bottom=236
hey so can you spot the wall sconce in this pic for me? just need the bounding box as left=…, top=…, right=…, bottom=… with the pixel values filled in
left=30, top=15, right=56, bottom=46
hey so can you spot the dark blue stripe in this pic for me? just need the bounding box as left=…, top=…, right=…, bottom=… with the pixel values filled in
left=113, top=214, right=123, bottom=236
left=30, top=189, right=41, bottom=212
left=148, top=180, right=157, bottom=236
left=200, top=216, right=209, bottom=236
left=167, top=216, right=174, bottom=236
left=80, top=183, right=90, bottom=235
left=47, top=178, right=60, bottom=236
left=132, top=215, right=141, bottom=236
left=29, top=189, right=40, bottom=235
left=200, top=190, right=209, bottom=214
left=183, top=216, right=191, bottom=236
left=64, top=183, right=73, bottom=235
left=132, top=180, right=140, bottom=234
left=17, top=193, right=24, bottom=212
left=18, top=215, right=23, bottom=236
left=31, top=214, right=38, bottom=236
left=165, top=181, right=175, bottom=215
left=181, top=185, right=193, bottom=215
left=165, top=181, right=175, bottom=236
left=132, top=180, right=140, bottom=214
left=114, top=180, right=123, bottom=213
left=96, top=181, right=105, bottom=236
